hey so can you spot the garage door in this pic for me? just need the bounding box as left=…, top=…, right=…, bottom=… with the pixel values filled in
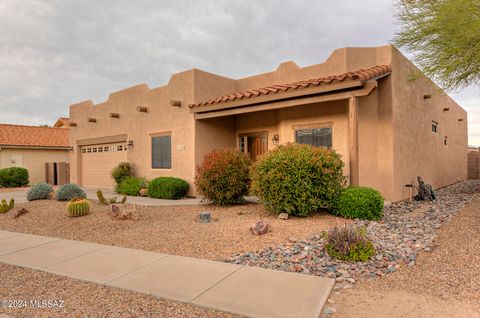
left=81, top=142, right=128, bottom=188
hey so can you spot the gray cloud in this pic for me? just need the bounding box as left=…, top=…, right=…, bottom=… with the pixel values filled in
left=0, top=0, right=478, bottom=144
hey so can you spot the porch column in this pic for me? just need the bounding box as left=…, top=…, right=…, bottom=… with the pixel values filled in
left=348, top=96, right=359, bottom=186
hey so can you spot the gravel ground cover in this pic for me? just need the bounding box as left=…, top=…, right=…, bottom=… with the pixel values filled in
left=325, top=189, right=480, bottom=317
left=228, top=180, right=480, bottom=285
left=0, top=200, right=341, bottom=260
left=0, top=263, right=241, bottom=318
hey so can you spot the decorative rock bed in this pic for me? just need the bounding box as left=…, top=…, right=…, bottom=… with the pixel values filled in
left=227, top=180, right=480, bottom=286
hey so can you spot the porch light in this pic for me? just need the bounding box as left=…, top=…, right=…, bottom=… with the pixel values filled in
left=272, top=134, right=280, bottom=145
left=127, top=140, right=134, bottom=149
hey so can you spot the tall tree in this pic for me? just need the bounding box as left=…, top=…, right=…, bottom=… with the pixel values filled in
left=394, top=0, right=480, bottom=90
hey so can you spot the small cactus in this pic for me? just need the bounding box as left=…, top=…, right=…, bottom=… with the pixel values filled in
left=66, top=198, right=90, bottom=217
left=96, top=190, right=109, bottom=205
left=0, top=198, right=13, bottom=214
left=120, top=195, right=127, bottom=204
left=108, top=196, right=117, bottom=204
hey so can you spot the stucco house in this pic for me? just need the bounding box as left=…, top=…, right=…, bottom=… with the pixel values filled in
left=68, top=45, right=467, bottom=201
left=0, top=123, right=70, bottom=185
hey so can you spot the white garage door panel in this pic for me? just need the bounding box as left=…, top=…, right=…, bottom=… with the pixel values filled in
left=81, top=143, right=127, bottom=188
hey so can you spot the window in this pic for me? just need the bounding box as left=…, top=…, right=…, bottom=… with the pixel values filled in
left=152, top=135, right=172, bottom=169
left=87, top=148, right=92, bottom=153
left=98, top=147, right=103, bottom=153
left=295, top=127, right=332, bottom=148
left=92, top=147, right=97, bottom=153
left=117, top=145, right=123, bottom=151
left=432, top=121, right=438, bottom=133
left=81, top=148, right=86, bottom=153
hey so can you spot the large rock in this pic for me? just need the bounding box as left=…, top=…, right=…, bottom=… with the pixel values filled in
left=278, top=213, right=289, bottom=220
left=139, top=188, right=148, bottom=197
left=111, top=204, right=139, bottom=221
left=250, top=220, right=270, bottom=235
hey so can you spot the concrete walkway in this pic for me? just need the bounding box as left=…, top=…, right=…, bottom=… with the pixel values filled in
left=0, top=230, right=334, bottom=318
left=84, top=188, right=205, bottom=206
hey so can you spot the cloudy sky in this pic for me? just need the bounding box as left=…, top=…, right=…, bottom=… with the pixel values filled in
left=0, top=0, right=478, bottom=145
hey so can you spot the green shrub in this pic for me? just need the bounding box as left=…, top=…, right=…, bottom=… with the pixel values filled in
left=0, top=167, right=29, bottom=188
left=27, top=183, right=53, bottom=201
left=325, top=225, right=376, bottom=262
left=333, top=186, right=384, bottom=221
left=56, top=184, right=86, bottom=201
left=148, top=177, right=189, bottom=200
left=111, top=162, right=134, bottom=185
left=115, top=177, right=147, bottom=196
left=250, top=143, right=345, bottom=217
left=195, top=148, right=251, bottom=205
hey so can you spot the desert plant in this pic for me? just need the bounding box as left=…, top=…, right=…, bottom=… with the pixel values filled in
left=66, top=198, right=90, bottom=217
left=56, top=184, right=86, bottom=201
left=96, top=190, right=109, bottom=205
left=195, top=148, right=251, bottom=205
left=115, top=177, right=147, bottom=196
left=0, top=167, right=29, bottom=188
left=111, top=162, right=134, bottom=185
left=27, top=183, right=53, bottom=201
left=8, top=198, right=14, bottom=210
left=148, top=177, right=189, bottom=200
left=250, top=143, right=346, bottom=217
left=333, top=186, right=384, bottom=221
left=325, top=225, right=376, bottom=262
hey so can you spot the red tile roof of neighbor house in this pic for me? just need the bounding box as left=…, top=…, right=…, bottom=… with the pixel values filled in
left=0, top=124, right=70, bottom=149
left=189, top=65, right=392, bottom=108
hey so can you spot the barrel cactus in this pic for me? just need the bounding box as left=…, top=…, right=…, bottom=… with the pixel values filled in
left=27, top=183, right=53, bottom=201
left=66, top=199, right=90, bottom=217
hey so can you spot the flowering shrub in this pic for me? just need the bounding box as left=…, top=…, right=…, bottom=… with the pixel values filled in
left=250, top=143, right=345, bottom=216
left=195, top=148, right=251, bottom=205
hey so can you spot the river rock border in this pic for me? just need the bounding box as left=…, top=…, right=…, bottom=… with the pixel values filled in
left=227, top=180, right=480, bottom=287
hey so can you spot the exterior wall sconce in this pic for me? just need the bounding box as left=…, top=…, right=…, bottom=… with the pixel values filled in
left=127, top=140, right=134, bottom=149
left=272, top=134, right=280, bottom=145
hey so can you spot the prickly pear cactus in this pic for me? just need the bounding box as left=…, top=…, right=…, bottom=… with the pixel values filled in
left=66, top=199, right=90, bottom=217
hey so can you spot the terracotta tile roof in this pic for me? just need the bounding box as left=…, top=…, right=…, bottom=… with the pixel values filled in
left=0, top=124, right=70, bottom=149
left=189, top=65, right=391, bottom=108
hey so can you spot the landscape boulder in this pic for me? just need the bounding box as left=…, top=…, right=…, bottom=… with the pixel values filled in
left=249, top=220, right=270, bottom=235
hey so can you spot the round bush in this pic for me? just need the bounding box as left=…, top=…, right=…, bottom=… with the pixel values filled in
left=56, top=183, right=86, bottom=201
left=195, top=148, right=251, bottom=205
left=27, top=183, right=53, bottom=201
left=250, top=143, right=345, bottom=217
left=333, top=186, right=384, bottom=220
left=148, top=177, right=189, bottom=200
left=115, top=177, right=147, bottom=196
left=111, top=162, right=134, bottom=185
left=0, top=167, right=29, bottom=188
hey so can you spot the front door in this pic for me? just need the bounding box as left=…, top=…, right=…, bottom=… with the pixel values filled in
left=239, top=133, right=268, bottom=160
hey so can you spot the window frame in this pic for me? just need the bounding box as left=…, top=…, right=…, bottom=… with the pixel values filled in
left=432, top=121, right=438, bottom=133
left=293, top=124, right=333, bottom=148
left=151, top=132, right=172, bottom=170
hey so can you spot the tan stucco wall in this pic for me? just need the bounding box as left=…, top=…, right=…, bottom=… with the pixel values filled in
left=69, top=45, right=467, bottom=202
left=390, top=47, right=468, bottom=200
left=0, top=148, right=69, bottom=185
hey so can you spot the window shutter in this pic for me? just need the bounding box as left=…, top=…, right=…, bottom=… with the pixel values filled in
left=152, top=136, right=171, bottom=169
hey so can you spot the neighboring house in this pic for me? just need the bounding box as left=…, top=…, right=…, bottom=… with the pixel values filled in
left=68, top=45, right=467, bottom=201
left=0, top=123, right=71, bottom=185
left=468, top=146, right=479, bottom=179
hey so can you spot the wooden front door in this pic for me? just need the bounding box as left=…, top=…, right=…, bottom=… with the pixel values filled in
left=239, top=133, right=268, bottom=160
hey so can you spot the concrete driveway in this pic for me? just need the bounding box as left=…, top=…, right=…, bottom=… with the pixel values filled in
left=0, top=187, right=205, bottom=206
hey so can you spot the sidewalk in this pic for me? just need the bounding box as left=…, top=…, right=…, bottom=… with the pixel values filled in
left=0, top=230, right=334, bottom=318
